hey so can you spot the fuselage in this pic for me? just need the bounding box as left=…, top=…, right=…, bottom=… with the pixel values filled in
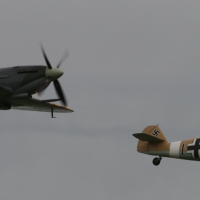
left=133, top=125, right=200, bottom=165
left=140, top=138, right=200, bottom=161
left=0, top=65, right=65, bottom=110
left=0, top=65, right=63, bottom=96
left=0, top=66, right=46, bottom=94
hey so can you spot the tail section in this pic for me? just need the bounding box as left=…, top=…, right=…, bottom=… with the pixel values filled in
left=133, top=125, right=168, bottom=142
left=133, top=125, right=168, bottom=154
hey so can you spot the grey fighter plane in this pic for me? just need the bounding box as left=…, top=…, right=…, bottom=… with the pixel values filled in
left=0, top=45, right=73, bottom=117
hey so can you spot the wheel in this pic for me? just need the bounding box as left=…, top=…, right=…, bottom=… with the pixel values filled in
left=152, top=157, right=161, bottom=166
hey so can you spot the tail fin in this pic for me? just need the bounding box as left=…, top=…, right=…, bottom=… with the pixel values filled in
left=133, top=125, right=168, bottom=153
left=133, top=125, right=168, bottom=143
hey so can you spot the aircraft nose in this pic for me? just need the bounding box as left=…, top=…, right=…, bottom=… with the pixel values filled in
left=45, top=67, right=64, bottom=80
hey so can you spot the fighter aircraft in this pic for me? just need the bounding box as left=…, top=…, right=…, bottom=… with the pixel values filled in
left=0, top=45, right=73, bottom=118
left=133, top=125, right=200, bottom=165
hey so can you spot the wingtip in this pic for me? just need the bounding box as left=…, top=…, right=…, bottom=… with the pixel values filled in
left=65, top=107, right=74, bottom=113
left=69, top=109, right=74, bottom=113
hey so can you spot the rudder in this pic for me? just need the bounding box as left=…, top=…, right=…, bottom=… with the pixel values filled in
left=141, top=125, right=167, bottom=142
left=133, top=125, right=168, bottom=153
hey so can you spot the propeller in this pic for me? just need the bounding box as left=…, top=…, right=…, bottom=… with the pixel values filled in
left=56, top=50, right=70, bottom=69
left=53, top=80, right=67, bottom=106
left=40, top=44, right=52, bottom=69
left=40, top=44, right=68, bottom=106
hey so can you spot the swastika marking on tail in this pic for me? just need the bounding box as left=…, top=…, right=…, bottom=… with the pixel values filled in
left=152, top=129, right=160, bottom=137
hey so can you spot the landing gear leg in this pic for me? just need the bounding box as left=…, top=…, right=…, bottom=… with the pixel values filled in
left=51, top=107, right=56, bottom=118
left=152, top=156, right=162, bottom=166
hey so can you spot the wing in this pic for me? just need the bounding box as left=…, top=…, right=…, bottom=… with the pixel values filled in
left=11, top=98, right=73, bottom=113
left=0, top=84, right=12, bottom=97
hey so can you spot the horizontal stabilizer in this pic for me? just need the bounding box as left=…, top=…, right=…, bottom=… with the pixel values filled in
left=133, top=133, right=164, bottom=142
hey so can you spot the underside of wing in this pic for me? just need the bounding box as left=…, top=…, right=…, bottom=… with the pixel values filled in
left=11, top=98, right=73, bottom=113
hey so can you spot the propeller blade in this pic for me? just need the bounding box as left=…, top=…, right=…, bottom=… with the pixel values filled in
left=56, top=50, right=69, bottom=68
left=40, top=43, right=52, bottom=69
left=53, top=80, right=67, bottom=106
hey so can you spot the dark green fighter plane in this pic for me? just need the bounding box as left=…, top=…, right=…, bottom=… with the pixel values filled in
left=0, top=45, right=73, bottom=117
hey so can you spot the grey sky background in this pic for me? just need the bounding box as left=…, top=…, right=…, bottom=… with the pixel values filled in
left=0, top=1, right=200, bottom=199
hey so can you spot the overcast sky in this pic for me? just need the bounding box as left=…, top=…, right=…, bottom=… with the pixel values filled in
left=0, top=1, right=200, bottom=199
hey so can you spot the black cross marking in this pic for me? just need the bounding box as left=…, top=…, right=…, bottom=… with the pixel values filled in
left=152, top=129, right=160, bottom=137
left=187, top=139, right=200, bottom=158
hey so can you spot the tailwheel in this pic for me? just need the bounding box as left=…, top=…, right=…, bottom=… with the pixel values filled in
left=152, top=157, right=162, bottom=166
